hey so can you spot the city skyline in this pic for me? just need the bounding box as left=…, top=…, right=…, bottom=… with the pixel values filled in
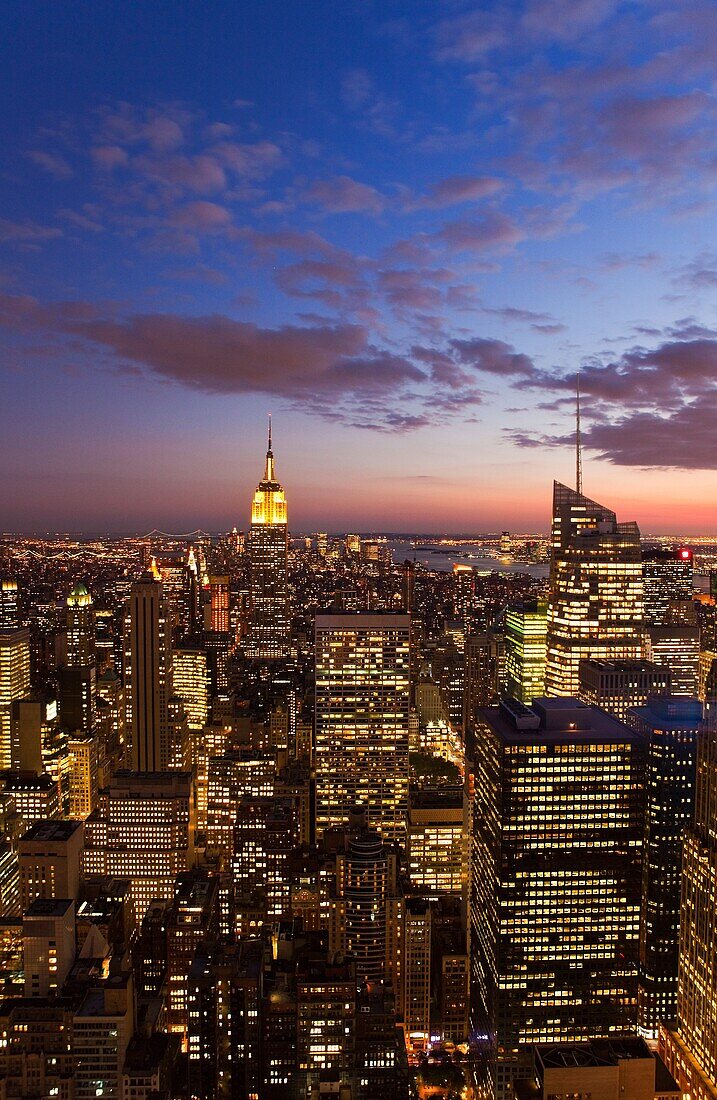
left=3, top=2, right=717, bottom=533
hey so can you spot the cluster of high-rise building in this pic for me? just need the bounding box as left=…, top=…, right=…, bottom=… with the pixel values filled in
left=2, top=435, right=717, bottom=1098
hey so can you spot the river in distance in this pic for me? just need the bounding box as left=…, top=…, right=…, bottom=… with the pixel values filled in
left=388, top=539, right=550, bottom=579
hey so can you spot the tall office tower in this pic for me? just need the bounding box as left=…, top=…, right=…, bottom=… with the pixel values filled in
left=66, top=582, right=95, bottom=667
left=627, top=697, right=701, bottom=1041
left=0, top=579, right=19, bottom=628
left=166, top=871, right=219, bottom=1043
left=11, top=691, right=58, bottom=773
left=82, top=770, right=195, bottom=918
left=188, top=940, right=263, bottom=1100
left=208, top=574, right=230, bottom=631
left=159, top=554, right=196, bottom=639
left=296, top=948, right=356, bottom=1095
left=73, top=970, right=135, bottom=1100
left=471, top=697, right=644, bottom=1100
left=404, top=897, right=432, bottom=1053
left=505, top=600, right=548, bottom=703
left=246, top=419, right=290, bottom=659
left=545, top=482, right=643, bottom=697
left=645, top=623, right=700, bottom=696
left=407, top=786, right=467, bottom=900
left=172, top=647, right=209, bottom=730
left=125, top=574, right=175, bottom=772
left=205, top=749, right=275, bottom=853
left=315, top=531, right=328, bottom=557
left=232, top=795, right=297, bottom=922
left=315, top=614, right=410, bottom=841
left=19, top=819, right=83, bottom=912
left=96, top=667, right=126, bottom=772
left=660, top=713, right=717, bottom=1099
left=0, top=841, right=19, bottom=913
left=0, top=628, right=31, bottom=770
left=578, top=658, right=672, bottom=723
left=643, top=547, right=694, bottom=625
left=67, top=732, right=100, bottom=818
left=58, top=665, right=96, bottom=733
left=332, top=830, right=398, bottom=984
left=23, top=897, right=75, bottom=997
left=463, top=631, right=500, bottom=751
left=453, top=564, right=475, bottom=634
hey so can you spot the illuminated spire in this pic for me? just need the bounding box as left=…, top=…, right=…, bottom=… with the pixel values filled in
left=264, top=413, right=275, bottom=482
left=252, top=416, right=287, bottom=526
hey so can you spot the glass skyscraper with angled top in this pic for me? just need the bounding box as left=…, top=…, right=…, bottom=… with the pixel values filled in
left=246, top=419, right=290, bottom=659
left=545, top=481, right=643, bottom=697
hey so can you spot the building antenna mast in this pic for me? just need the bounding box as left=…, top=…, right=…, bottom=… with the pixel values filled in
left=576, top=368, right=583, bottom=496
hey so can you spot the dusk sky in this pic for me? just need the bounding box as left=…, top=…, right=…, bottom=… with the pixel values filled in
left=3, top=1, right=717, bottom=534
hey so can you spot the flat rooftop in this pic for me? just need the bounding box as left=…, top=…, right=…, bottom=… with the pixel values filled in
left=479, top=696, right=641, bottom=744
left=25, top=898, right=74, bottom=919
left=20, top=819, right=82, bottom=843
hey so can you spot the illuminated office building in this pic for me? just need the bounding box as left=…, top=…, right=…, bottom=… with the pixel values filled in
left=205, top=750, right=275, bottom=853
left=67, top=732, right=99, bottom=818
left=0, top=579, right=19, bottom=628
left=545, top=482, right=643, bottom=697
left=82, top=770, right=195, bottom=918
left=578, top=658, right=671, bottom=723
left=232, top=795, right=296, bottom=922
left=159, top=550, right=197, bottom=639
left=207, top=574, right=230, bottom=632
left=645, top=623, right=700, bottom=697
left=628, top=697, right=701, bottom=1041
left=172, top=647, right=209, bottom=730
left=0, top=1000, right=76, bottom=1098
left=11, top=692, right=59, bottom=773
left=19, top=819, right=83, bottom=913
left=73, top=971, right=135, bottom=1100
left=296, top=948, right=356, bottom=1095
left=246, top=419, right=290, bottom=659
left=407, top=786, right=466, bottom=900
left=332, top=830, right=397, bottom=984
left=643, top=547, right=694, bottom=625
left=166, top=871, right=219, bottom=1044
left=0, top=771, right=61, bottom=829
left=23, top=897, right=75, bottom=997
left=404, top=897, right=431, bottom=1053
left=205, top=575, right=233, bottom=693
left=471, top=697, right=644, bottom=1100
left=66, top=582, right=95, bottom=667
left=315, top=613, right=410, bottom=841
left=58, top=664, right=96, bottom=734
left=125, top=574, right=175, bottom=772
left=505, top=599, right=548, bottom=703
left=463, top=631, right=500, bottom=752
left=0, top=628, right=31, bottom=770
left=660, top=712, right=717, bottom=1100
left=452, top=564, right=475, bottom=634
left=96, top=667, right=126, bottom=772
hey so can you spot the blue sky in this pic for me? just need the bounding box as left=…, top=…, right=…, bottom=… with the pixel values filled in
left=3, top=1, right=717, bottom=533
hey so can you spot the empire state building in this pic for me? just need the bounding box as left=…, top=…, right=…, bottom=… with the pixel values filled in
left=246, top=418, right=290, bottom=659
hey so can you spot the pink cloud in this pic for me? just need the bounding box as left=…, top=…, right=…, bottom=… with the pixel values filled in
left=170, top=201, right=232, bottom=230
left=27, top=151, right=73, bottom=179
left=305, top=175, right=385, bottom=214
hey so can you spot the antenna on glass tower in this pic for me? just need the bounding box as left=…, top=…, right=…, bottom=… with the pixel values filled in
left=576, top=369, right=583, bottom=496
left=267, top=412, right=272, bottom=453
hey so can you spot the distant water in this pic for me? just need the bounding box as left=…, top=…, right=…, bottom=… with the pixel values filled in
left=389, top=540, right=550, bottom=578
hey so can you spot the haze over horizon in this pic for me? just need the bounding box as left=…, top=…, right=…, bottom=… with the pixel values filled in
left=3, top=2, right=717, bottom=533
